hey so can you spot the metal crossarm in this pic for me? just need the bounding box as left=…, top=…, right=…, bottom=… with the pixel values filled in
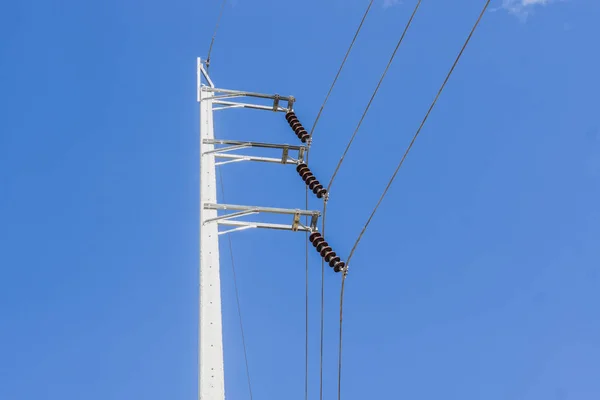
left=203, top=203, right=320, bottom=234
left=203, top=87, right=295, bottom=113
left=204, top=139, right=304, bottom=151
left=202, top=139, right=306, bottom=166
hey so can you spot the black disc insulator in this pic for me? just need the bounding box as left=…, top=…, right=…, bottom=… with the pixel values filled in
left=317, top=188, right=327, bottom=198
left=320, top=247, right=333, bottom=257
left=322, top=252, right=335, bottom=263
left=291, top=122, right=303, bottom=131
left=305, top=176, right=317, bottom=186
left=316, top=241, right=329, bottom=252
left=302, top=173, right=314, bottom=183
left=313, top=237, right=325, bottom=247
left=328, top=256, right=341, bottom=267
left=299, top=135, right=309, bottom=143
left=333, top=262, right=345, bottom=273
left=285, top=112, right=296, bottom=122
left=296, top=163, right=307, bottom=172
left=324, top=252, right=337, bottom=262
left=309, top=232, right=321, bottom=242
left=308, top=180, right=320, bottom=190
left=316, top=190, right=324, bottom=199
left=312, top=185, right=323, bottom=195
left=295, top=127, right=308, bottom=136
left=298, top=168, right=310, bottom=177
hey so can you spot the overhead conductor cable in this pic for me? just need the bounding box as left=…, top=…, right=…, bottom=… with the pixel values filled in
left=327, top=0, right=424, bottom=195
left=301, top=2, right=376, bottom=400
left=336, top=2, right=493, bottom=400
left=206, top=0, right=227, bottom=70
left=217, top=171, right=253, bottom=400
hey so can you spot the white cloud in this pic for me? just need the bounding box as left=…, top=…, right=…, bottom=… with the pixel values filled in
left=383, top=0, right=402, bottom=9
left=501, top=0, right=555, bottom=17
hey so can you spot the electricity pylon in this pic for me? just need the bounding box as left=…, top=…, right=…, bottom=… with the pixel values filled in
left=197, top=58, right=320, bottom=400
left=197, top=57, right=345, bottom=400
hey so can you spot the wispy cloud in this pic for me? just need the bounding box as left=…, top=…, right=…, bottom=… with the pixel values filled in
left=500, top=0, right=555, bottom=18
left=383, top=0, right=402, bottom=9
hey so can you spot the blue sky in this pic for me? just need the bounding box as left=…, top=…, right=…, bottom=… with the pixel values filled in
left=1, top=0, right=599, bottom=399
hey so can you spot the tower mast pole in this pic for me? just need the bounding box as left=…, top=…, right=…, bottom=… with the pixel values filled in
left=196, top=55, right=342, bottom=400
left=198, top=57, right=225, bottom=400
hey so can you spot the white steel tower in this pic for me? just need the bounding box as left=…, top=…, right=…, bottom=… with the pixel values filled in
left=197, top=58, right=326, bottom=400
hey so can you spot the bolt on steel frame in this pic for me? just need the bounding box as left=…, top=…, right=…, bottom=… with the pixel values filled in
left=197, top=57, right=321, bottom=400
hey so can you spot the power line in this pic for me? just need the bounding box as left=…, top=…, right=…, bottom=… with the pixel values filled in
left=346, top=0, right=491, bottom=271
left=317, top=3, right=423, bottom=399
left=304, top=183, right=309, bottom=400
left=319, top=201, right=329, bottom=400
left=336, top=2, right=492, bottom=399
left=311, top=4, right=376, bottom=398
left=318, top=216, right=325, bottom=400
left=309, top=0, right=375, bottom=138
left=327, top=0, right=423, bottom=193
left=318, top=3, right=424, bottom=399
left=303, top=154, right=327, bottom=400
left=218, top=169, right=253, bottom=400
left=206, top=0, right=228, bottom=71
left=297, top=5, right=378, bottom=398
